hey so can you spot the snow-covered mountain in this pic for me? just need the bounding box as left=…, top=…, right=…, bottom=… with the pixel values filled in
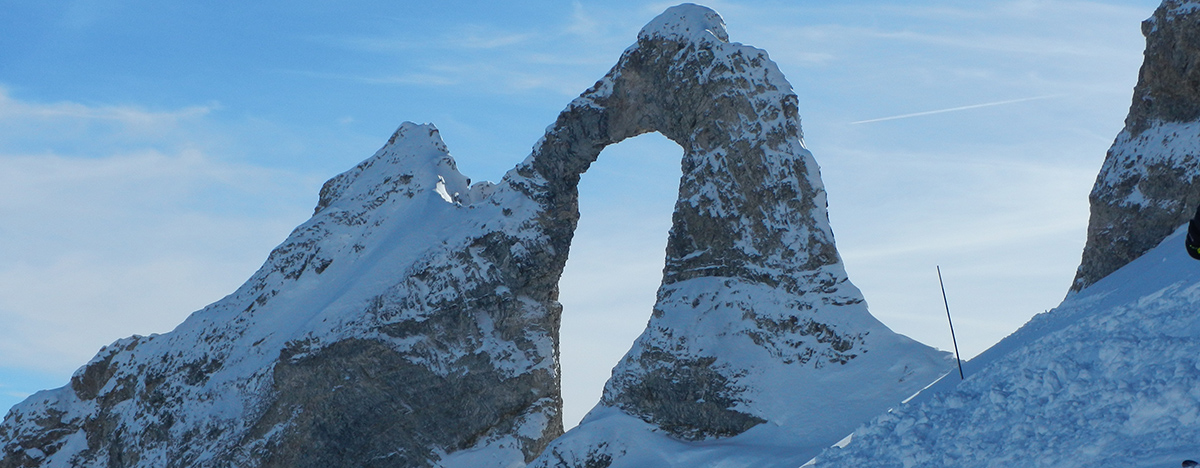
left=0, top=122, right=564, bottom=467
left=809, top=1, right=1200, bottom=466
left=0, top=4, right=953, bottom=467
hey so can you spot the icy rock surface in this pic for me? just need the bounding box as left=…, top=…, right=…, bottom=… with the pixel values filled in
left=1073, top=0, right=1200, bottom=292
left=0, top=3, right=949, bottom=468
left=810, top=226, right=1200, bottom=468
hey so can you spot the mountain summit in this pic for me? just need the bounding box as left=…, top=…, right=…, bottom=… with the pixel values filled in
left=0, top=4, right=949, bottom=467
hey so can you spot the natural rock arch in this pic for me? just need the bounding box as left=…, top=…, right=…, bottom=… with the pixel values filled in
left=0, top=5, right=949, bottom=468
left=519, top=17, right=837, bottom=295
left=510, top=6, right=948, bottom=466
left=507, top=5, right=845, bottom=442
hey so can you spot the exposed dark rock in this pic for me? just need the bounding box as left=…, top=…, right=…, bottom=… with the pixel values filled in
left=245, top=339, right=555, bottom=468
left=1127, top=2, right=1200, bottom=136
left=603, top=352, right=764, bottom=441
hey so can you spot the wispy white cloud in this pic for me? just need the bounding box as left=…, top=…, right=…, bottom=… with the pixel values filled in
left=0, top=92, right=316, bottom=373
left=452, top=31, right=537, bottom=50
left=272, top=69, right=458, bottom=87
left=565, top=1, right=601, bottom=37
left=321, top=26, right=537, bottom=53
left=280, top=62, right=596, bottom=97
left=299, top=4, right=647, bottom=97
left=0, top=87, right=219, bottom=146
left=3, top=391, right=31, bottom=400
left=361, top=73, right=462, bottom=87
left=0, top=90, right=214, bottom=122
left=854, top=28, right=1128, bottom=58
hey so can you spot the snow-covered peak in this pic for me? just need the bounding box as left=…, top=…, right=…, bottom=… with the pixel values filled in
left=525, top=3, right=950, bottom=466
left=637, top=3, right=729, bottom=43
left=314, top=121, right=471, bottom=215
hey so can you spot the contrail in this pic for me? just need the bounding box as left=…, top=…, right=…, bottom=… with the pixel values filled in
left=850, top=95, right=1061, bottom=125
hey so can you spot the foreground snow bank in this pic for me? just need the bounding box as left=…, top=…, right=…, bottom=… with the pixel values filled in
left=810, top=225, right=1200, bottom=467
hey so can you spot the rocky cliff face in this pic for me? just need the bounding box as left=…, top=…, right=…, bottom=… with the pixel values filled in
left=0, top=4, right=949, bottom=467
left=1073, top=0, right=1200, bottom=292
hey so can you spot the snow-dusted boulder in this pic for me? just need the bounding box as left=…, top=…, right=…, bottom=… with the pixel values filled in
left=0, top=4, right=950, bottom=467
left=1073, top=0, right=1200, bottom=292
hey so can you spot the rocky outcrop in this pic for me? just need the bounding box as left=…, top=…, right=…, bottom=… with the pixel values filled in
left=1072, top=0, right=1200, bottom=292
left=0, top=4, right=949, bottom=467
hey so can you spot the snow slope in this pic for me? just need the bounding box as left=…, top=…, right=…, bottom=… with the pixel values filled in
left=810, top=225, right=1200, bottom=467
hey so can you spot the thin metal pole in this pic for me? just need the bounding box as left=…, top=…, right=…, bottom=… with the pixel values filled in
left=938, top=265, right=965, bottom=380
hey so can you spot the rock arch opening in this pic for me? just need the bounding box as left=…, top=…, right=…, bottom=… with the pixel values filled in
left=557, top=132, right=682, bottom=429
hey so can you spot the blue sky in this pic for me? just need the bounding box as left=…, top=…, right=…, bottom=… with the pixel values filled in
left=0, top=0, right=1162, bottom=427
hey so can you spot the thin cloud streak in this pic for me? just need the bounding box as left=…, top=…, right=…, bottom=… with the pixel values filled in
left=850, top=95, right=1062, bottom=124
left=0, top=88, right=216, bottom=126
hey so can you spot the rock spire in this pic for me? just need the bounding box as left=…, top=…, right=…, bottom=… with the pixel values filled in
left=1073, top=0, right=1200, bottom=292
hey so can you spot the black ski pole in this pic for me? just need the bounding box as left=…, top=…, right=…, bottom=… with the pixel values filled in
left=938, top=265, right=965, bottom=380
